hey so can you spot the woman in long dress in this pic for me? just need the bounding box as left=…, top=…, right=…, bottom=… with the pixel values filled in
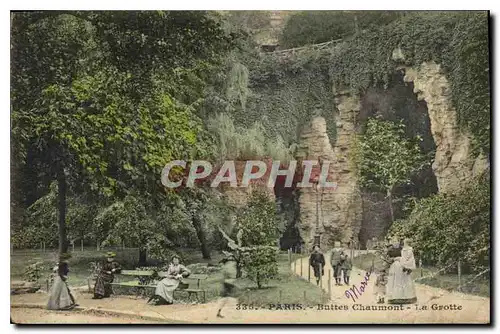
left=93, top=252, right=121, bottom=299
left=148, top=255, right=191, bottom=305
left=386, top=238, right=417, bottom=304
left=47, top=253, right=77, bottom=310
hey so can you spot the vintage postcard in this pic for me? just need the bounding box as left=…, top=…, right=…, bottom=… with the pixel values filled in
left=10, top=10, right=490, bottom=324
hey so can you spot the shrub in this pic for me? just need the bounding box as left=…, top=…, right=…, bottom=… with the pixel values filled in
left=389, top=171, right=490, bottom=272
left=242, top=246, right=279, bottom=288
left=24, top=262, right=44, bottom=283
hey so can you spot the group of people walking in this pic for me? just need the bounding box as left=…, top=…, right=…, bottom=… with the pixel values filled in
left=309, top=242, right=352, bottom=286
left=308, top=237, right=417, bottom=305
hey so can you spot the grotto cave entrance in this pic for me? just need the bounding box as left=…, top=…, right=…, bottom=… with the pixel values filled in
left=357, top=71, right=439, bottom=249
left=275, top=172, right=303, bottom=252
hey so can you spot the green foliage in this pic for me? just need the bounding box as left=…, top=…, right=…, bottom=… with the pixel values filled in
left=99, top=196, right=155, bottom=251
left=329, top=11, right=489, bottom=155
left=13, top=182, right=97, bottom=249
left=243, top=48, right=337, bottom=148
left=279, top=11, right=402, bottom=49
left=223, top=11, right=272, bottom=34
left=11, top=11, right=236, bottom=254
left=242, top=246, right=279, bottom=288
left=18, top=183, right=59, bottom=248
left=357, top=118, right=427, bottom=193
left=252, top=11, right=490, bottom=156
left=235, top=190, right=282, bottom=247
left=24, top=262, right=44, bottom=283
left=206, top=113, right=293, bottom=161
left=226, top=62, right=250, bottom=110
left=389, top=171, right=490, bottom=272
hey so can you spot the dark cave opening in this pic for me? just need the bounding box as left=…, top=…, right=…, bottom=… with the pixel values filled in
left=357, top=71, right=439, bottom=248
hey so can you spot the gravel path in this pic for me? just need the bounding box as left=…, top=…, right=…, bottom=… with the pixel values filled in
left=290, top=250, right=490, bottom=323
left=10, top=252, right=489, bottom=324
left=11, top=308, right=164, bottom=324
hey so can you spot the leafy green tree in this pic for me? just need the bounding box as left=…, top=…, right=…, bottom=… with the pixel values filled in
left=389, top=171, right=490, bottom=271
left=235, top=190, right=283, bottom=247
left=242, top=246, right=278, bottom=288
left=11, top=11, right=234, bottom=256
left=219, top=190, right=281, bottom=282
left=179, top=187, right=234, bottom=260
left=356, top=118, right=427, bottom=222
left=98, top=195, right=157, bottom=265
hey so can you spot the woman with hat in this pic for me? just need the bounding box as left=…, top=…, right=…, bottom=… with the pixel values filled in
left=386, top=238, right=417, bottom=304
left=47, top=253, right=77, bottom=310
left=93, top=252, right=121, bottom=299
left=148, top=255, right=190, bottom=305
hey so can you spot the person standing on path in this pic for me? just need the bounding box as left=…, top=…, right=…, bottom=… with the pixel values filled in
left=309, top=245, right=325, bottom=285
left=373, top=238, right=392, bottom=304
left=386, top=238, right=417, bottom=304
left=330, top=241, right=344, bottom=285
left=47, top=253, right=77, bottom=310
left=373, top=236, right=401, bottom=303
left=216, top=258, right=237, bottom=318
left=340, top=246, right=352, bottom=285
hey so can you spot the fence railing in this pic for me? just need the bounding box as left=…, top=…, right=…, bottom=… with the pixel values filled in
left=287, top=247, right=490, bottom=298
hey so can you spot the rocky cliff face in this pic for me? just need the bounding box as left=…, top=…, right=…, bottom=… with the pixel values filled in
left=223, top=183, right=275, bottom=208
left=220, top=160, right=276, bottom=208
left=296, top=89, right=363, bottom=250
left=399, top=60, right=489, bottom=193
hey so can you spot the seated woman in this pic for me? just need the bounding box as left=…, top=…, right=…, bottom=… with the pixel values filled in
left=93, top=252, right=121, bottom=299
left=148, top=255, right=191, bottom=306
left=386, top=238, right=417, bottom=304
left=47, top=253, right=77, bottom=310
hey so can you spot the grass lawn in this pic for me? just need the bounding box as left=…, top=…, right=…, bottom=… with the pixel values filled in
left=229, top=253, right=330, bottom=307
left=11, top=248, right=142, bottom=287
left=353, top=253, right=490, bottom=297
left=11, top=248, right=329, bottom=306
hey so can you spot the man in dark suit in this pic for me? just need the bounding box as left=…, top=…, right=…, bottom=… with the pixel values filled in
left=340, top=245, right=353, bottom=285
left=330, top=241, right=344, bottom=285
left=309, top=245, right=325, bottom=285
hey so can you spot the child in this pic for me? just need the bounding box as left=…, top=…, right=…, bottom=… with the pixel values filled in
left=216, top=258, right=237, bottom=318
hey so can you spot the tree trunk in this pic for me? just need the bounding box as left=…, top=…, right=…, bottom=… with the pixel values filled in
left=192, top=216, right=211, bottom=259
left=387, top=188, right=394, bottom=223
left=236, top=260, right=243, bottom=279
left=57, top=167, right=68, bottom=255
left=139, top=248, right=147, bottom=266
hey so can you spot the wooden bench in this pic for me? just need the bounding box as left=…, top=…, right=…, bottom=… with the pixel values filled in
left=109, top=270, right=208, bottom=303
left=159, top=272, right=208, bottom=304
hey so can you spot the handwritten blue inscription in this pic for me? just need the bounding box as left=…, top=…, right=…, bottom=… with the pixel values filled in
left=345, top=271, right=371, bottom=303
